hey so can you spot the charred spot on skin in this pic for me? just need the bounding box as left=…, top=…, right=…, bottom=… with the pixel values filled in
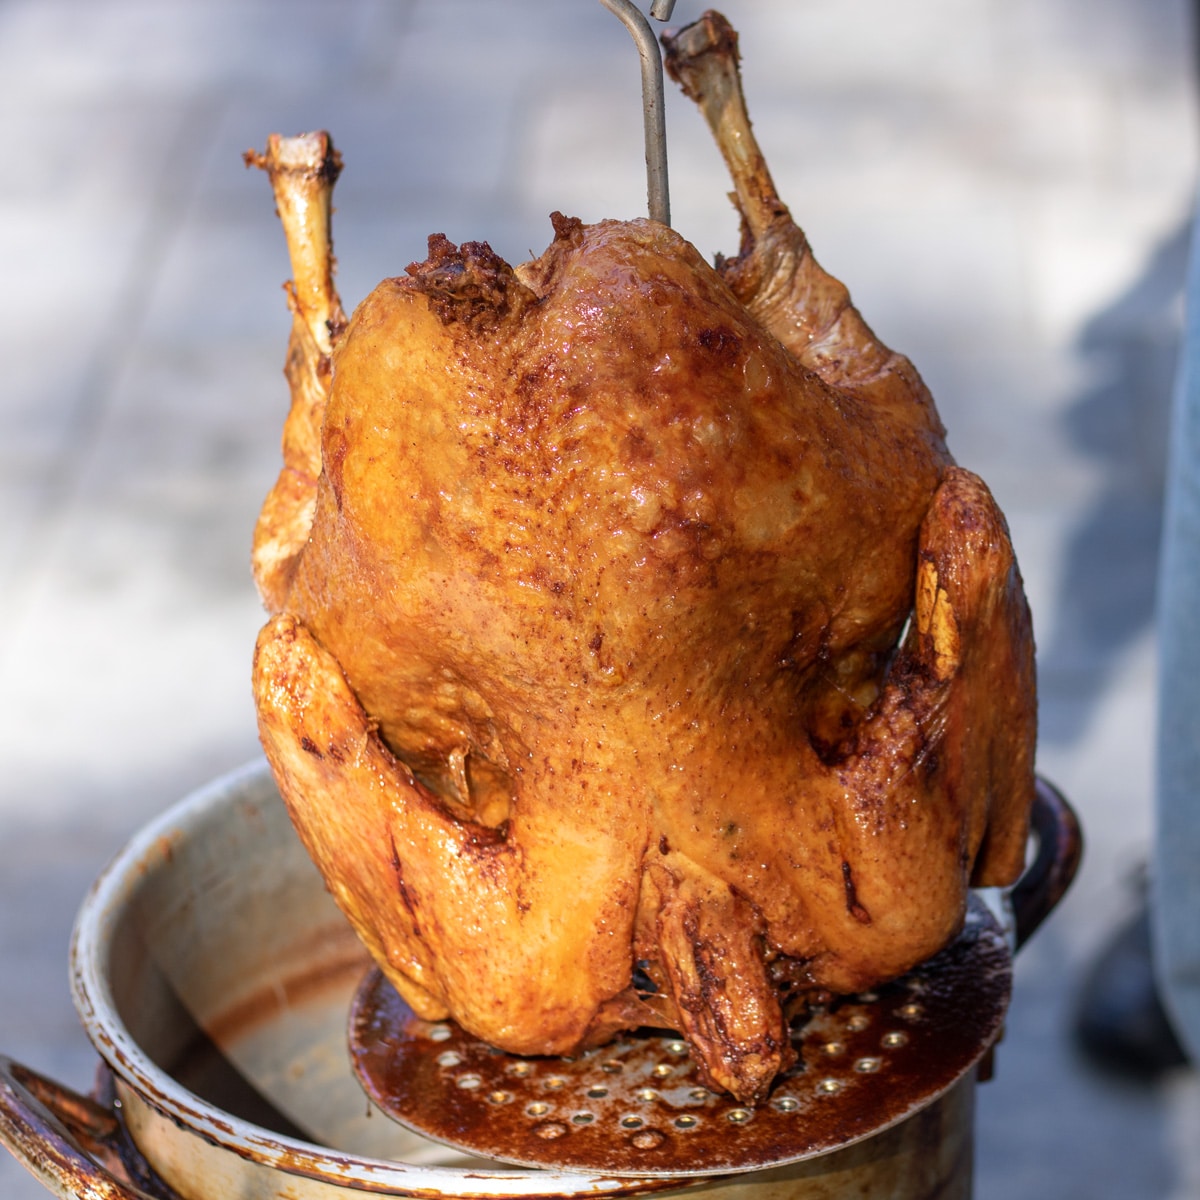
left=406, top=234, right=535, bottom=332
left=300, top=736, right=324, bottom=759
left=515, top=368, right=545, bottom=399
left=659, top=835, right=671, bottom=855
left=525, top=564, right=569, bottom=596
left=696, top=326, right=742, bottom=363
left=841, top=861, right=872, bottom=925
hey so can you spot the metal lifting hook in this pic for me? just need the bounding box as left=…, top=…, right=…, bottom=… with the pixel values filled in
left=597, top=0, right=677, bottom=226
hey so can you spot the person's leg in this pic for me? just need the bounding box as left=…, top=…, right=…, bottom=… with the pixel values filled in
left=1153, top=203, right=1200, bottom=1063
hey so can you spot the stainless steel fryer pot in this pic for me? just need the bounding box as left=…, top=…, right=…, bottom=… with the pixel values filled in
left=0, top=760, right=1079, bottom=1200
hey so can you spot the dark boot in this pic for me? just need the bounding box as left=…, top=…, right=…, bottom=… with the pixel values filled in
left=1074, top=906, right=1189, bottom=1079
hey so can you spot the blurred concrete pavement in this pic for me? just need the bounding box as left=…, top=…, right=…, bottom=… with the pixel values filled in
left=2, top=1, right=1198, bottom=1196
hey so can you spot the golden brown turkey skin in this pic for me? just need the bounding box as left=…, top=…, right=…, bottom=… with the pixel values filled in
left=250, top=11, right=1036, bottom=1105
left=253, top=216, right=1034, bottom=1103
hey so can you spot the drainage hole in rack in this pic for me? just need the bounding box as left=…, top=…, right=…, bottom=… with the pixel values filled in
left=631, top=1129, right=666, bottom=1149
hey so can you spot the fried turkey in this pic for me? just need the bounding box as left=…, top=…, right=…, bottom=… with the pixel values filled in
left=249, top=12, right=1036, bottom=1104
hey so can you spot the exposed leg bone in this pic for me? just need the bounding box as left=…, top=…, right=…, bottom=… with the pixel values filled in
left=245, top=132, right=346, bottom=356
left=245, top=133, right=347, bottom=611
left=662, top=12, right=784, bottom=241
left=663, top=12, right=939, bottom=427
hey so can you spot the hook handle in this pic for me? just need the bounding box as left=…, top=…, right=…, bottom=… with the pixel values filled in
left=0, top=1056, right=177, bottom=1199
left=1011, top=778, right=1084, bottom=951
left=598, top=0, right=672, bottom=225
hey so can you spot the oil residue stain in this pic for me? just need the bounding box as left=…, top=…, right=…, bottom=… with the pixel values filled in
left=348, top=896, right=1011, bottom=1176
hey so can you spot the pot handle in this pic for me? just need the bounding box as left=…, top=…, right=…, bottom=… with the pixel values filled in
left=0, top=1055, right=175, bottom=1200
left=1010, top=777, right=1084, bottom=951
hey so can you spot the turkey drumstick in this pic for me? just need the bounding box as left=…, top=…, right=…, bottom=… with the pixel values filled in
left=245, top=133, right=347, bottom=612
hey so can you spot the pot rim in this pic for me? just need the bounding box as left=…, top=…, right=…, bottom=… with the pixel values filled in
left=68, top=759, right=679, bottom=1198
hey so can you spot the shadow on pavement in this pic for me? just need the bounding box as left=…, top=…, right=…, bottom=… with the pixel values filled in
left=1036, top=218, right=1189, bottom=746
